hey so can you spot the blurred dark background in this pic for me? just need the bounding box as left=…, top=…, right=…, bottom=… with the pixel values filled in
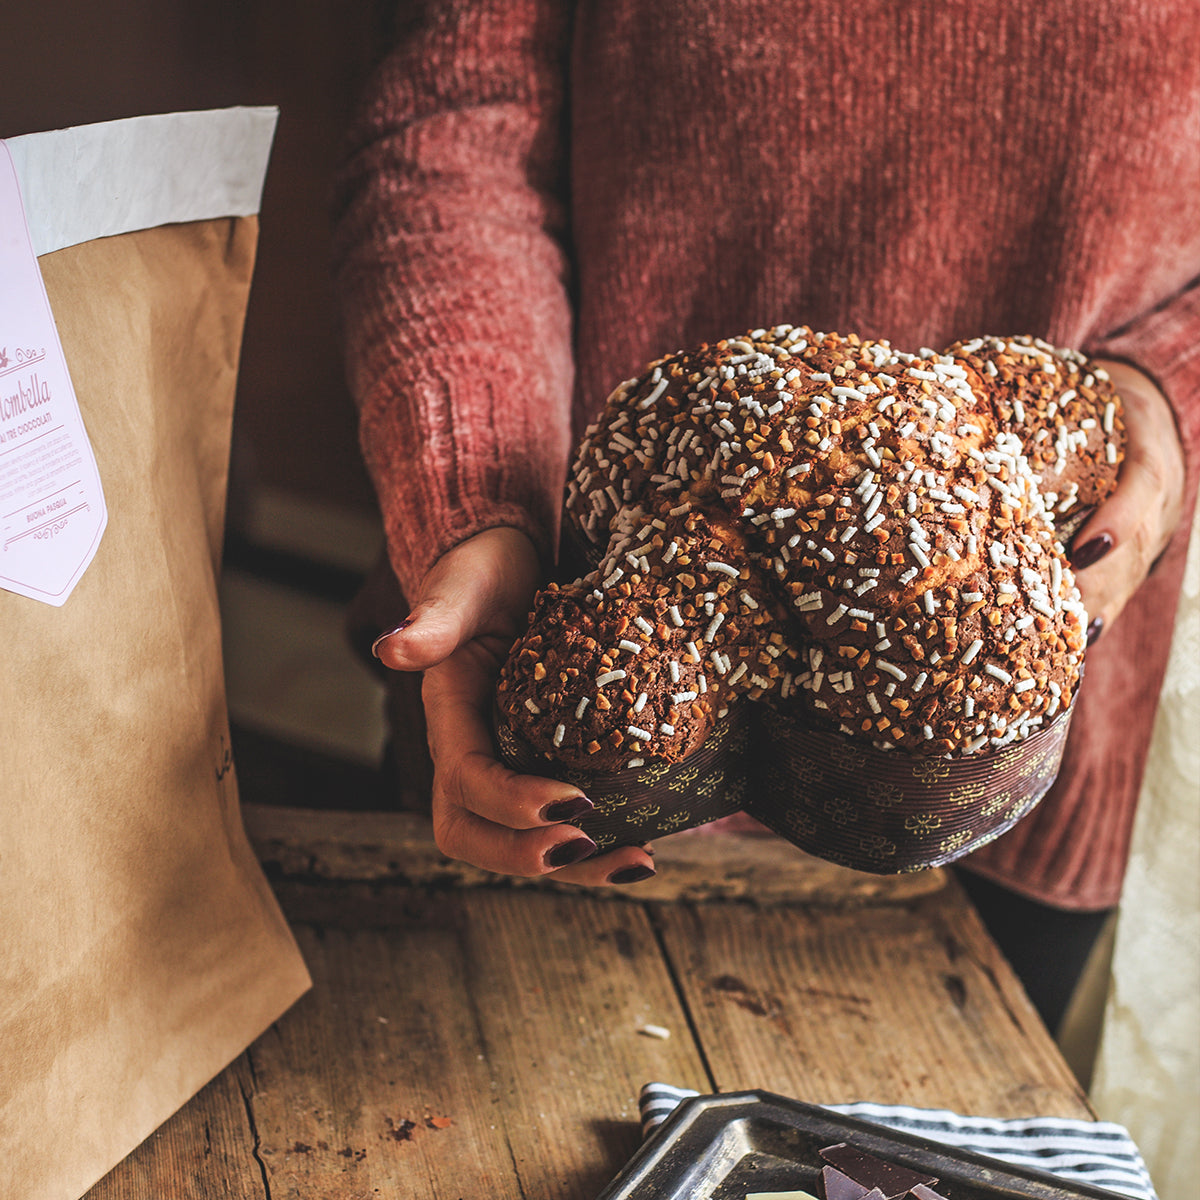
left=3, top=0, right=384, bottom=514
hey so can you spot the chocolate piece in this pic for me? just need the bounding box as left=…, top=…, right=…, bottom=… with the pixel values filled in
left=818, top=1143, right=938, bottom=1200
left=822, top=1164, right=873, bottom=1200
left=908, top=1186, right=951, bottom=1200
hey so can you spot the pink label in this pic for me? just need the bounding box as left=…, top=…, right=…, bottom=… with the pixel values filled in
left=0, top=141, right=106, bottom=606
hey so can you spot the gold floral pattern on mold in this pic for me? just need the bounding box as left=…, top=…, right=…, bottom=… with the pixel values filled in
left=636, top=761, right=672, bottom=786
left=667, top=765, right=703, bottom=792
left=856, top=833, right=897, bottom=859
left=708, top=722, right=731, bottom=750
left=945, top=781, right=987, bottom=806
left=981, top=788, right=1013, bottom=817
left=822, top=795, right=859, bottom=825
left=866, top=780, right=904, bottom=808
left=829, top=742, right=868, bottom=773
left=912, top=759, right=951, bottom=784
left=939, top=829, right=974, bottom=855
left=591, top=793, right=630, bottom=816
left=783, top=810, right=818, bottom=839
left=904, top=812, right=942, bottom=834
left=788, top=755, right=827, bottom=787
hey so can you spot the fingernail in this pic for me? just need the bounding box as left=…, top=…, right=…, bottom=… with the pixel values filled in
left=1056, top=504, right=1095, bottom=543
left=608, top=864, right=656, bottom=885
left=545, top=837, right=597, bottom=868
left=541, top=795, right=594, bottom=823
left=1070, top=533, right=1114, bottom=570
left=371, top=617, right=414, bottom=658
left=1087, top=617, right=1104, bottom=646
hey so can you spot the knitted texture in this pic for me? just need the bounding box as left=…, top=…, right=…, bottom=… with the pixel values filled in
left=333, top=0, right=1200, bottom=908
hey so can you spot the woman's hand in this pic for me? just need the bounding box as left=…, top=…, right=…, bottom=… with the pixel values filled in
left=1068, top=360, right=1186, bottom=640
left=372, top=527, right=656, bottom=886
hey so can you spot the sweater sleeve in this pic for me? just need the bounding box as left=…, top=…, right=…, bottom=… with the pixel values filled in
left=332, top=1, right=575, bottom=599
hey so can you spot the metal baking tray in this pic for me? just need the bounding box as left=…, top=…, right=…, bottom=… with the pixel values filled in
left=595, top=1091, right=1134, bottom=1200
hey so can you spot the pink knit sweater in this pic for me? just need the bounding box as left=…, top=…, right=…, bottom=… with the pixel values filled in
left=334, top=0, right=1200, bottom=909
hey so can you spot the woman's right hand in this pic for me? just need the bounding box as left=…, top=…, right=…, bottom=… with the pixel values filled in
left=372, top=527, right=657, bottom=886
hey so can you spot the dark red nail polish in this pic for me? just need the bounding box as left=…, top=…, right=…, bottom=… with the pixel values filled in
left=542, top=795, right=594, bottom=823
left=608, top=864, right=656, bottom=885
left=1070, top=533, right=1114, bottom=570
left=1087, top=617, right=1104, bottom=646
left=371, top=617, right=414, bottom=658
left=545, top=837, right=597, bottom=868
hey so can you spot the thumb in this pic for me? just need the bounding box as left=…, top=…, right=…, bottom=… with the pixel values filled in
left=371, top=527, right=542, bottom=672
left=371, top=593, right=474, bottom=672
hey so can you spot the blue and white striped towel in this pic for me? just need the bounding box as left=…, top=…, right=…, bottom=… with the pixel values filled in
left=639, top=1083, right=1158, bottom=1200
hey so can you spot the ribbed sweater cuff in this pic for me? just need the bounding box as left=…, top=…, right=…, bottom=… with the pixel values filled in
left=358, top=349, right=570, bottom=599
left=382, top=501, right=551, bottom=606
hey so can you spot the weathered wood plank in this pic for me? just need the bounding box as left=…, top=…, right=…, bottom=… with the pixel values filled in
left=652, top=879, right=1092, bottom=1119
left=238, top=889, right=709, bottom=1199
left=239, top=913, right=526, bottom=1199
left=82, top=876, right=1094, bottom=1198
left=243, top=804, right=946, bottom=906
left=82, top=1061, right=263, bottom=1200
left=460, top=890, right=711, bottom=1199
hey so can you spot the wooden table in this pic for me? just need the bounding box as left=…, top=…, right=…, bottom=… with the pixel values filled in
left=83, top=809, right=1091, bottom=1199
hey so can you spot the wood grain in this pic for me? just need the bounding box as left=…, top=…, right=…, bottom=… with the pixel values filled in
left=243, top=804, right=947, bottom=906
left=459, top=890, right=711, bottom=1198
left=81, top=877, right=1093, bottom=1198
left=239, top=909, right=526, bottom=1200
left=652, top=879, right=1092, bottom=1119
left=233, top=889, right=708, bottom=1199
left=83, top=1062, right=263, bottom=1199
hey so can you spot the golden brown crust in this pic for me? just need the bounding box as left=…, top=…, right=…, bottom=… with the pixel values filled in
left=496, top=500, right=799, bottom=772
left=501, top=326, right=1124, bottom=766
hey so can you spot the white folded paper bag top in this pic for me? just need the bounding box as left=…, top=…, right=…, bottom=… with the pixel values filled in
left=6, top=105, right=278, bottom=256
left=1, top=107, right=277, bottom=605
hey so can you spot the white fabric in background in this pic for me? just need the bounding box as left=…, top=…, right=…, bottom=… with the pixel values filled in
left=1091, top=506, right=1200, bottom=1200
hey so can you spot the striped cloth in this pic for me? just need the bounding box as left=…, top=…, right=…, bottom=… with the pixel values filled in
left=639, top=1084, right=1158, bottom=1200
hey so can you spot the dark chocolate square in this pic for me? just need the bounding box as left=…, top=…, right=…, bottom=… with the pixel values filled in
left=819, top=1143, right=939, bottom=1200
left=822, top=1164, right=873, bottom=1200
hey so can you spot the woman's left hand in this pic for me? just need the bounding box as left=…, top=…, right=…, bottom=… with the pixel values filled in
left=1068, top=359, right=1186, bottom=638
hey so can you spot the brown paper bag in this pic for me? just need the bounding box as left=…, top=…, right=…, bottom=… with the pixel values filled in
left=1, top=117, right=310, bottom=1200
